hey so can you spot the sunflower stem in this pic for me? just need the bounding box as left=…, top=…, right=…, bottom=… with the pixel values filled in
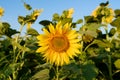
left=14, top=23, right=24, bottom=62
left=56, top=66, right=59, bottom=80
left=12, top=23, right=24, bottom=80
left=108, top=54, right=113, bottom=80
left=104, top=24, right=113, bottom=80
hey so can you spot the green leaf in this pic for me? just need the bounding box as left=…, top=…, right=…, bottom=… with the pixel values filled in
left=6, top=28, right=19, bottom=37
left=24, top=3, right=32, bottom=10
left=76, top=19, right=83, bottom=24
left=81, top=60, right=98, bottom=80
left=39, top=20, right=52, bottom=27
left=1, top=38, right=11, bottom=50
left=0, top=22, right=19, bottom=37
left=109, top=28, right=116, bottom=37
left=93, top=39, right=112, bottom=48
left=114, top=9, right=120, bottom=18
left=86, top=23, right=101, bottom=31
left=18, top=16, right=25, bottom=25
left=27, top=28, right=39, bottom=36
left=3, top=63, right=21, bottom=77
left=52, top=13, right=60, bottom=21
left=60, top=62, right=80, bottom=79
left=35, top=63, right=51, bottom=69
left=61, top=10, right=68, bottom=18
left=100, top=1, right=109, bottom=7
left=79, top=23, right=101, bottom=38
left=114, top=59, right=120, bottom=69
left=0, top=22, right=10, bottom=35
left=12, top=40, right=30, bottom=52
left=2, top=22, right=10, bottom=28
left=0, top=22, right=4, bottom=34
left=84, top=16, right=99, bottom=23
left=71, top=23, right=76, bottom=28
left=61, top=18, right=72, bottom=25
left=110, top=17, right=120, bottom=28
left=31, top=69, right=49, bottom=80
left=2, top=22, right=10, bottom=34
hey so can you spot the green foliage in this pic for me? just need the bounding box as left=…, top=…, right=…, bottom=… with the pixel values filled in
left=84, top=16, right=100, bottom=23
left=31, top=69, right=49, bottom=80
left=114, top=9, right=120, bottom=18
left=39, top=20, right=52, bottom=27
left=110, top=17, right=120, bottom=27
left=76, top=19, right=83, bottom=24
left=18, top=9, right=42, bottom=25
left=0, top=22, right=19, bottom=37
left=109, top=28, right=116, bottom=37
left=27, top=28, right=39, bottom=36
left=24, top=2, right=32, bottom=11
left=81, top=60, right=98, bottom=80
left=100, top=1, right=109, bottom=7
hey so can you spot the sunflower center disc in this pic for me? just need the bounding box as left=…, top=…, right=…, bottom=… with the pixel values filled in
left=50, top=35, right=69, bottom=52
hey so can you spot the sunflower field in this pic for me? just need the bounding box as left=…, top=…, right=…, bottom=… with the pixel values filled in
left=0, top=1, right=120, bottom=80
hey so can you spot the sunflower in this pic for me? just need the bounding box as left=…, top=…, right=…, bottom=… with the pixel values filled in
left=67, top=8, right=74, bottom=18
left=91, top=6, right=114, bottom=24
left=36, top=22, right=81, bottom=66
left=0, top=7, right=4, bottom=17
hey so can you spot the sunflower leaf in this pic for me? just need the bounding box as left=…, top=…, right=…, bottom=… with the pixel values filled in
left=27, top=28, right=39, bottom=36
left=31, top=69, right=49, bottom=80
left=114, top=9, right=120, bottom=18
left=24, top=2, right=32, bottom=11
left=76, top=19, right=83, bottom=24
left=110, top=17, right=120, bottom=28
left=39, top=20, right=52, bottom=27
left=81, top=60, right=98, bottom=80
left=18, top=16, right=25, bottom=25
left=52, top=13, right=60, bottom=21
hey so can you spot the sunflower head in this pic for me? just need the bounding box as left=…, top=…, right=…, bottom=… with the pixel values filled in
left=91, top=6, right=114, bottom=24
left=67, top=8, right=74, bottom=18
left=36, top=22, right=81, bottom=66
left=0, top=7, right=4, bottom=17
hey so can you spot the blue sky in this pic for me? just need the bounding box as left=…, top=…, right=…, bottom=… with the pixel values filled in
left=0, top=0, right=119, bottom=34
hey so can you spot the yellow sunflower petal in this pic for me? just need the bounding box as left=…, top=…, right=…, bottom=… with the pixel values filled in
left=37, top=34, right=49, bottom=41
left=62, top=52, right=70, bottom=64
left=43, top=28, right=50, bottom=35
left=70, top=43, right=81, bottom=48
left=72, top=48, right=80, bottom=54
left=59, top=53, right=64, bottom=66
left=67, top=48, right=77, bottom=57
left=43, top=52, right=50, bottom=62
left=52, top=52, right=58, bottom=64
left=69, top=39, right=80, bottom=43
left=56, top=21, right=61, bottom=30
left=36, top=46, right=48, bottom=53
left=63, top=23, right=71, bottom=33
left=38, top=41, right=48, bottom=46
left=56, top=22, right=62, bottom=34
left=67, top=50, right=74, bottom=59
left=67, top=30, right=76, bottom=37
left=56, top=53, right=60, bottom=66
left=48, top=23, right=55, bottom=34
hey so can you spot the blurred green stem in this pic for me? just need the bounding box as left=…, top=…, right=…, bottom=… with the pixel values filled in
left=12, top=23, right=24, bottom=80
left=105, top=24, right=113, bottom=80
left=56, top=66, right=59, bottom=80
left=15, top=23, right=25, bottom=42
left=108, top=54, right=113, bottom=80
left=14, top=23, right=24, bottom=62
